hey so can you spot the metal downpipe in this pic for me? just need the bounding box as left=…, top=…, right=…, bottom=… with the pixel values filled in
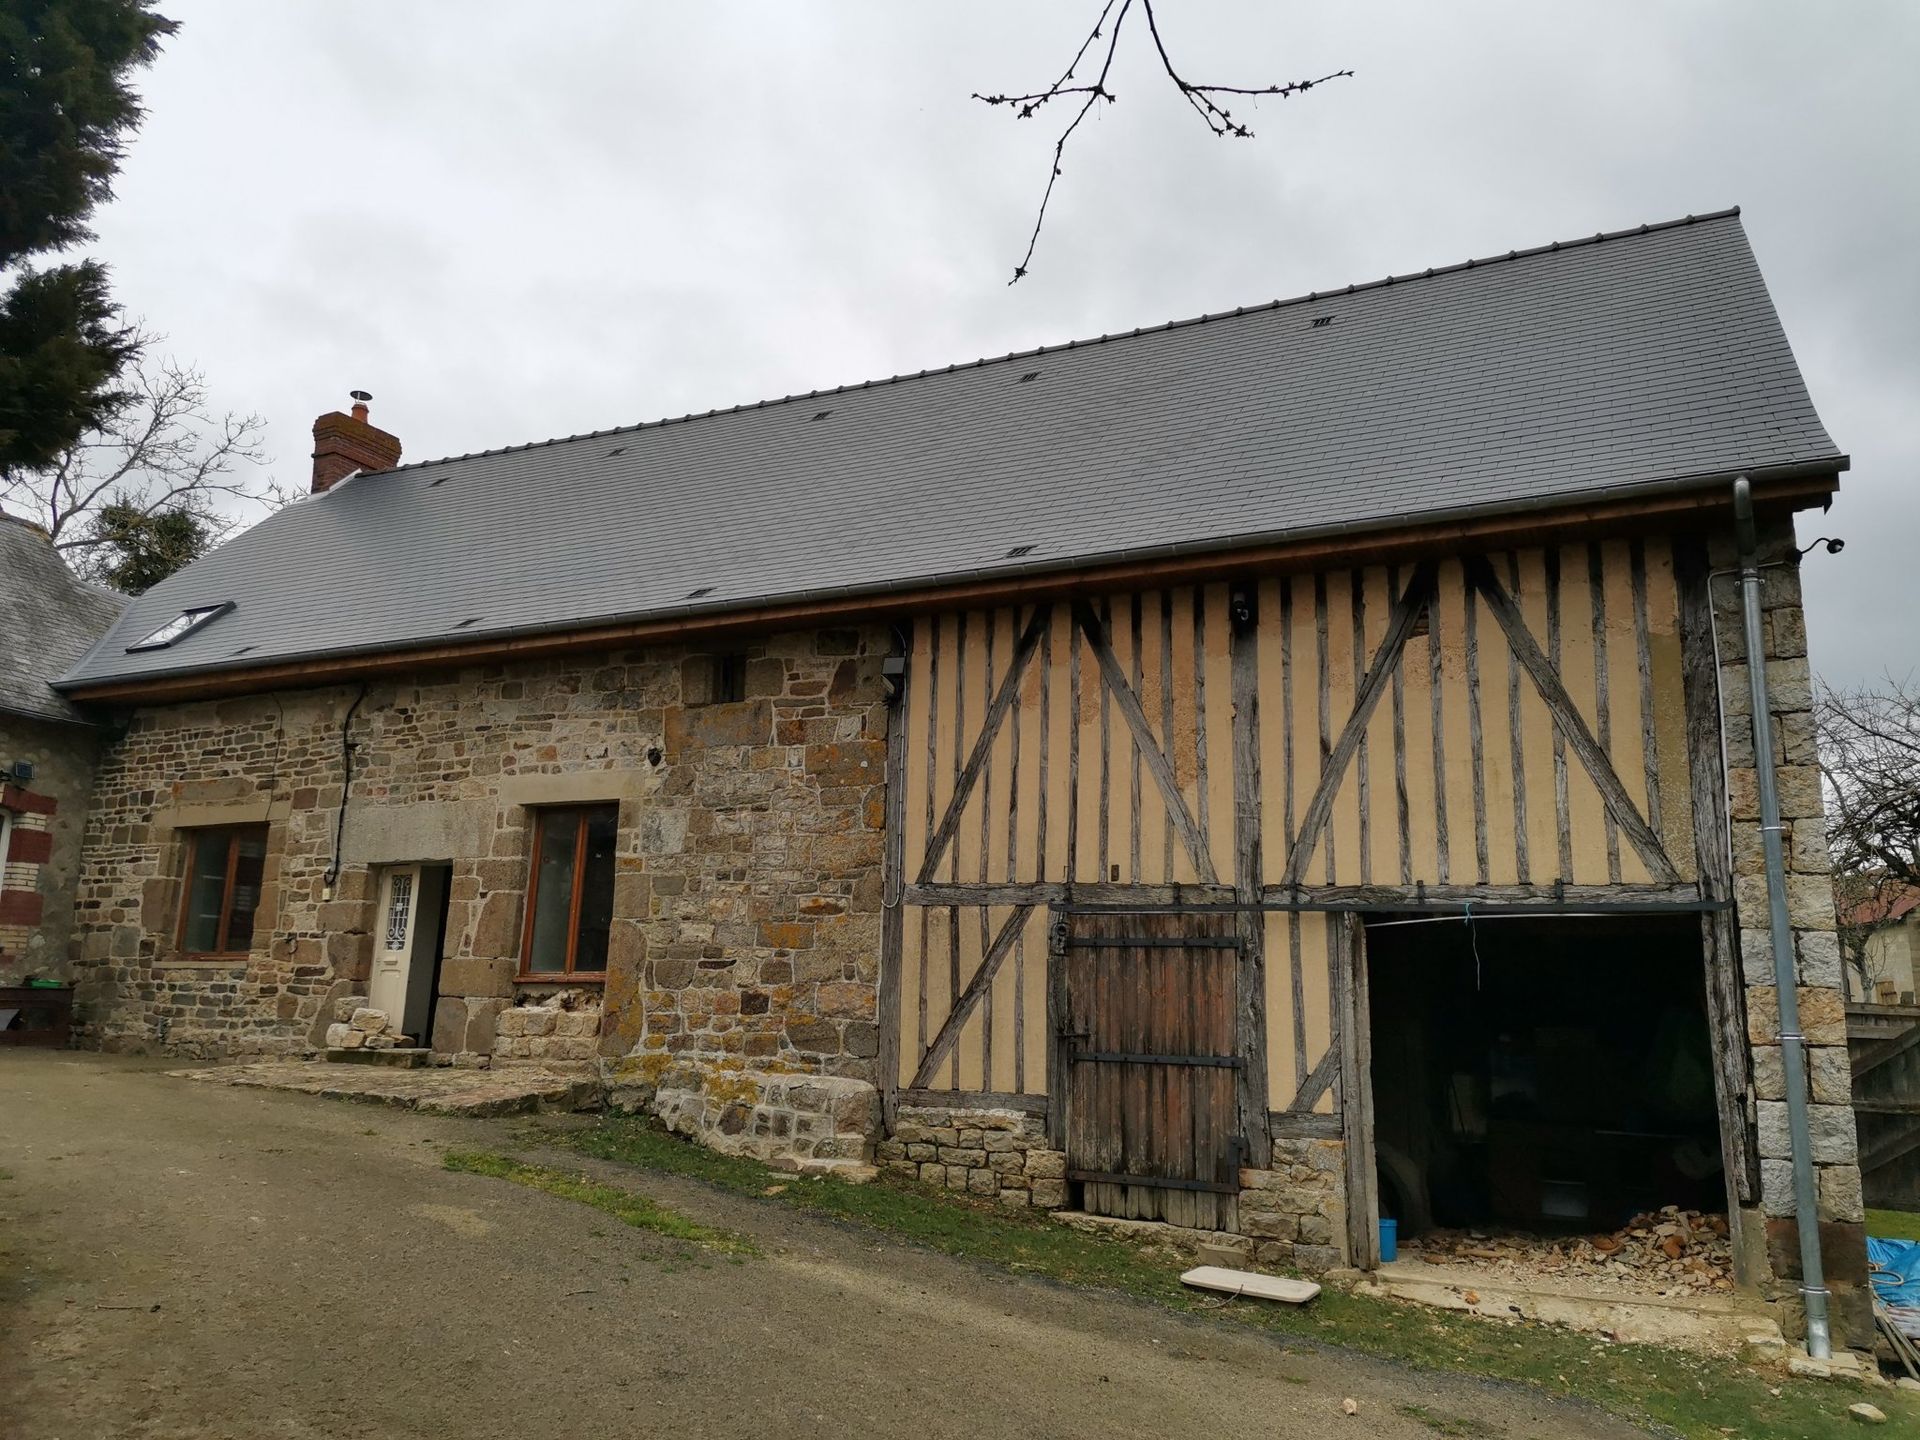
left=1732, top=476, right=1832, bottom=1358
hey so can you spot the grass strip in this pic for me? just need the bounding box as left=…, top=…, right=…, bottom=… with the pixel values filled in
left=1867, top=1208, right=1920, bottom=1243
left=563, top=1116, right=1913, bottom=1440
left=444, top=1148, right=753, bottom=1254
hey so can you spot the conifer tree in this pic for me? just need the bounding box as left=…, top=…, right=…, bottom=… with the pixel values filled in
left=0, top=0, right=177, bottom=474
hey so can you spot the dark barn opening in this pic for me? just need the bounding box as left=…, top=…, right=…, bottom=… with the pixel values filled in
left=1366, top=914, right=1724, bottom=1242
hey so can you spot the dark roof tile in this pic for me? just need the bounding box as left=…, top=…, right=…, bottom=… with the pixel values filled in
left=62, top=209, right=1841, bottom=690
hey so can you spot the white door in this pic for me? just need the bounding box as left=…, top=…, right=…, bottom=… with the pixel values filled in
left=368, top=865, right=421, bottom=1032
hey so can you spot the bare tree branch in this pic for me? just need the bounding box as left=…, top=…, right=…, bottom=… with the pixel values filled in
left=975, top=0, right=1352, bottom=282
left=0, top=354, right=283, bottom=582
left=1818, top=673, right=1920, bottom=998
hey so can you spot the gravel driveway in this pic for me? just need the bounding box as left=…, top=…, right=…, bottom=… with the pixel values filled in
left=0, top=1052, right=1646, bottom=1439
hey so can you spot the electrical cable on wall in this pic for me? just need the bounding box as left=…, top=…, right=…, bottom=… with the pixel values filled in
left=322, top=684, right=368, bottom=895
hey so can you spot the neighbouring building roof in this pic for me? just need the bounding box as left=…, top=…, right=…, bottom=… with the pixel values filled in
left=1839, top=884, right=1920, bottom=930
left=0, top=513, right=129, bottom=724
left=58, top=207, right=1843, bottom=693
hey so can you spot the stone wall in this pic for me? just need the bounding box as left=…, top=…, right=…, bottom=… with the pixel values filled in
left=493, top=990, right=604, bottom=1064
left=1238, top=1137, right=1348, bottom=1273
left=877, top=1106, right=1068, bottom=1207
left=877, top=1108, right=1343, bottom=1270
left=1708, top=518, right=1869, bottom=1340
left=614, top=1061, right=879, bottom=1170
left=0, top=713, right=104, bottom=985
left=70, top=626, right=890, bottom=1089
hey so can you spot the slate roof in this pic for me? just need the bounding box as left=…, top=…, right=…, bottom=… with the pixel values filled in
left=0, top=514, right=128, bottom=723
left=59, top=208, right=1843, bottom=692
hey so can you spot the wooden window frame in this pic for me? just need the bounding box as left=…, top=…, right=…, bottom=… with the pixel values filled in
left=714, top=653, right=747, bottom=704
left=516, top=804, right=617, bottom=982
left=173, top=824, right=270, bottom=961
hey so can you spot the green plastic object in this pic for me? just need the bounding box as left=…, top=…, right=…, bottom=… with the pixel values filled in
left=24, top=978, right=67, bottom=989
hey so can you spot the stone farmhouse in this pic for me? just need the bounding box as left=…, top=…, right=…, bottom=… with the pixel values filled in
left=39, top=209, right=1871, bottom=1344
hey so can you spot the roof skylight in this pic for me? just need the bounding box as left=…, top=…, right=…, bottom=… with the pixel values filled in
left=126, top=602, right=234, bottom=653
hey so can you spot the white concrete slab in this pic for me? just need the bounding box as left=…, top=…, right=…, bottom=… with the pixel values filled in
left=1180, top=1265, right=1321, bottom=1304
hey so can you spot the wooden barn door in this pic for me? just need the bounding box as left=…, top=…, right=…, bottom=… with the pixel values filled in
left=1059, top=910, right=1243, bottom=1229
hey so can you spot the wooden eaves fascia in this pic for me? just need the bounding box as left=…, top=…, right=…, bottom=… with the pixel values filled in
left=64, top=471, right=1839, bottom=706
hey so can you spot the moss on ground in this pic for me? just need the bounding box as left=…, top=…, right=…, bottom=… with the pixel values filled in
left=444, top=1148, right=753, bottom=1255
left=554, top=1115, right=1915, bottom=1440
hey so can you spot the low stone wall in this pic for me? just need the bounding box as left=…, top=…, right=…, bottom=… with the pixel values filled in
left=492, top=990, right=603, bottom=1064
left=608, top=1059, right=878, bottom=1168
left=879, top=1110, right=1342, bottom=1266
left=877, top=1106, right=1068, bottom=1208
left=1239, top=1137, right=1348, bottom=1273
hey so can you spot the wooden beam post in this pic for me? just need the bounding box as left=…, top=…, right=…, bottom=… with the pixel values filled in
left=878, top=664, right=910, bottom=1131
left=1675, top=536, right=1761, bottom=1216
left=1465, top=555, right=1682, bottom=884
left=1336, top=913, right=1380, bottom=1268
left=908, top=905, right=1035, bottom=1090
left=1071, top=600, right=1219, bottom=883
left=1229, top=585, right=1273, bottom=1168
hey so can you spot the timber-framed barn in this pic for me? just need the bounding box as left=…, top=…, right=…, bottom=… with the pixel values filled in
left=44, top=208, right=1870, bottom=1343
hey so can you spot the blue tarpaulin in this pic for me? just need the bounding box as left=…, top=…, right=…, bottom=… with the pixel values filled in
left=1870, top=1235, right=1920, bottom=1338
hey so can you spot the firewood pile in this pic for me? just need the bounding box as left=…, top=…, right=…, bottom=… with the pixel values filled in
left=1404, top=1206, right=1735, bottom=1296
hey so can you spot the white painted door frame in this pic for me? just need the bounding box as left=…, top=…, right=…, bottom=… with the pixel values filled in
left=368, top=864, right=422, bottom=1037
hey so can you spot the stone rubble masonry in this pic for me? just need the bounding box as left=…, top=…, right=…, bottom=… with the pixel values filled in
left=876, top=1107, right=1069, bottom=1208
left=1707, top=520, right=1868, bottom=1339
left=1236, top=1138, right=1349, bottom=1275
left=69, top=627, right=891, bottom=1088
left=878, top=1110, right=1347, bottom=1273
left=608, top=1056, right=880, bottom=1166
left=491, top=990, right=604, bottom=1064
left=0, top=714, right=105, bottom=985
left=320, top=1000, right=421, bottom=1051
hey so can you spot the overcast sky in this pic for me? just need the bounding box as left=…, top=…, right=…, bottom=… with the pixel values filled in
left=87, top=0, right=1916, bottom=687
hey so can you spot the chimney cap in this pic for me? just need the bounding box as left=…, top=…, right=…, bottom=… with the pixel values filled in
left=349, top=389, right=372, bottom=403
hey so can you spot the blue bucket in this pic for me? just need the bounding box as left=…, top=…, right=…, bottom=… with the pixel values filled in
left=1379, top=1217, right=1398, bottom=1263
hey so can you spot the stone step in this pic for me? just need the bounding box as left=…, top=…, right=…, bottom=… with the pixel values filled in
left=1354, top=1258, right=1775, bottom=1355
left=323, top=1047, right=434, bottom=1068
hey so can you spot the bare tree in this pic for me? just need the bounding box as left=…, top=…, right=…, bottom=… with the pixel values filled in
left=975, top=0, right=1351, bottom=282
left=0, top=355, right=283, bottom=584
left=1817, top=675, right=1920, bottom=996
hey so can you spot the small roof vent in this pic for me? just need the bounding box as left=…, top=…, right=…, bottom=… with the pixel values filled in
left=1006, top=544, right=1036, bottom=558
left=1310, top=315, right=1335, bottom=329
left=687, top=586, right=715, bottom=599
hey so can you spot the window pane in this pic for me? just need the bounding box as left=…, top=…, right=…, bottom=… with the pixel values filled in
left=526, top=811, right=579, bottom=973
left=181, top=831, right=231, bottom=952
left=572, top=807, right=618, bottom=973
left=223, top=830, right=269, bottom=953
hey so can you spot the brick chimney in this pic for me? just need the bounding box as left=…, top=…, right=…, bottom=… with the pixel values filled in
left=310, top=390, right=402, bottom=494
